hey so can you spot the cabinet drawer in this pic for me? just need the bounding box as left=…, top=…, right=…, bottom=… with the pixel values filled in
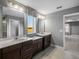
left=22, top=47, right=33, bottom=55
left=23, top=54, right=32, bottom=59
left=33, top=39, right=42, bottom=44
left=22, top=40, right=33, bottom=50
left=22, top=48, right=33, bottom=59
left=2, top=43, right=22, bottom=54
left=33, top=40, right=39, bottom=43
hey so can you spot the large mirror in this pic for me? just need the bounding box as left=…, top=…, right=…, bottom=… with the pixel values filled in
left=0, top=3, right=39, bottom=39
left=2, top=6, right=25, bottom=38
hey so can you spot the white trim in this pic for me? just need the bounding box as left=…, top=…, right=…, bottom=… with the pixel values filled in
left=63, top=12, right=79, bottom=50
left=55, top=45, right=63, bottom=48
left=64, top=12, right=79, bottom=17
left=63, top=15, right=65, bottom=50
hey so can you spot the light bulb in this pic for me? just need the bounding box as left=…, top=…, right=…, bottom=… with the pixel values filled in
left=19, top=7, right=24, bottom=12
left=8, top=2, right=13, bottom=7
left=14, top=4, right=18, bottom=9
left=38, top=15, right=41, bottom=18
left=41, top=16, right=45, bottom=19
left=38, top=15, right=45, bottom=19
left=3, top=21, right=6, bottom=23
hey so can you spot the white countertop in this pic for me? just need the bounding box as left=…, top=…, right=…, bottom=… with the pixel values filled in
left=0, top=32, right=51, bottom=49
left=0, top=36, right=43, bottom=49
left=0, top=37, right=33, bottom=49
left=30, top=36, right=42, bottom=40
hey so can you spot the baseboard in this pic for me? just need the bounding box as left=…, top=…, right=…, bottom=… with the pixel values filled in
left=55, top=45, right=63, bottom=48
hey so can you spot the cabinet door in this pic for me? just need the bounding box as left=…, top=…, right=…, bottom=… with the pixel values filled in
left=22, top=40, right=33, bottom=59
left=38, top=38, right=43, bottom=51
left=48, top=35, right=51, bottom=46
left=44, top=35, right=51, bottom=48
left=33, top=41, right=38, bottom=55
left=0, top=50, right=2, bottom=59
left=22, top=40, right=33, bottom=51
left=2, top=44, right=22, bottom=59
left=44, top=36, right=48, bottom=48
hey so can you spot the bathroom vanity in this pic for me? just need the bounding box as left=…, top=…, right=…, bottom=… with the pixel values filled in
left=0, top=38, right=33, bottom=59
left=0, top=33, right=52, bottom=59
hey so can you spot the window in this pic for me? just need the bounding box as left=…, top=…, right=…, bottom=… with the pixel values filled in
left=27, top=16, right=37, bottom=34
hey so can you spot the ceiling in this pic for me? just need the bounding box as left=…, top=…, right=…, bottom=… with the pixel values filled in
left=15, top=0, right=79, bottom=15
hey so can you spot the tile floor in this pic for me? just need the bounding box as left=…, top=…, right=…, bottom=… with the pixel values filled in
left=33, top=46, right=79, bottom=59
left=65, top=37, right=79, bottom=56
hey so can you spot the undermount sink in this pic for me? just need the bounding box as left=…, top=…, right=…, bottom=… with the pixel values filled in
left=28, top=36, right=42, bottom=40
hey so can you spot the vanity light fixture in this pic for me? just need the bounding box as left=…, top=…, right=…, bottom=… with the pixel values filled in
left=38, top=15, right=46, bottom=20
left=38, top=14, right=46, bottom=32
left=8, top=2, right=24, bottom=12
left=41, top=16, right=45, bottom=19
left=8, top=2, right=13, bottom=7
left=38, top=15, right=41, bottom=18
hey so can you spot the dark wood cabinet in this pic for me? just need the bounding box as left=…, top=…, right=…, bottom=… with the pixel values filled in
left=0, top=50, right=2, bottom=59
left=38, top=38, right=43, bottom=52
left=0, top=34, right=51, bottom=59
left=1, top=40, right=33, bottom=59
left=22, top=48, right=33, bottom=59
left=43, top=35, right=51, bottom=49
left=0, top=40, right=33, bottom=59
left=33, top=40, right=38, bottom=55
left=22, top=40, right=33, bottom=59
left=2, top=44, right=22, bottom=59
left=33, top=38, right=43, bottom=55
